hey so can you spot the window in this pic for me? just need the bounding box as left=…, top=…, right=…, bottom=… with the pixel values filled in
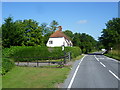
left=49, top=41, right=53, bottom=44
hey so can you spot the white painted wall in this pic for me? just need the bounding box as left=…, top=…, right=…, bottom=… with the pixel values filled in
left=46, top=37, right=72, bottom=47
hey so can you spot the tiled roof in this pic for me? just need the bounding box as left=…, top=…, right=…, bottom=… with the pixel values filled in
left=50, top=30, right=70, bottom=40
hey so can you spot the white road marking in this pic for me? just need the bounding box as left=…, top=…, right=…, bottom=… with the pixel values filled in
left=94, top=55, right=99, bottom=61
left=98, top=58, right=104, bottom=59
left=109, top=70, right=120, bottom=81
left=107, top=57, right=120, bottom=63
left=100, top=62, right=106, bottom=67
left=67, top=55, right=86, bottom=89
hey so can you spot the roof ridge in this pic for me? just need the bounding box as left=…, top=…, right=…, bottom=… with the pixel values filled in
left=50, top=30, right=70, bottom=40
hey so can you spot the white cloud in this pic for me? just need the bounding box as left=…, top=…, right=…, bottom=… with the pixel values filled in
left=77, top=20, right=88, bottom=24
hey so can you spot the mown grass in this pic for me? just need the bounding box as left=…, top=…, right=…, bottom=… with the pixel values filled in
left=105, top=50, right=120, bottom=61
left=2, top=66, right=70, bottom=88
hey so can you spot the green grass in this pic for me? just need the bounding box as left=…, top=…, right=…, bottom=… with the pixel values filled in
left=105, top=50, right=120, bottom=61
left=105, top=54, right=120, bottom=61
left=2, top=66, right=70, bottom=88
left=0, top=76, right=2, bottom=90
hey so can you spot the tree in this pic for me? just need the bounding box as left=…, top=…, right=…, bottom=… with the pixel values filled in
left=2, top=17, right=44, bottom=47
left=73, top=33, right=97, bottom=53
left=99, top=18, right=120, bottom=50
left=50, top=20, right=59, bottom=32
left=2, top=17, right=19, bottom=47
left=63, top=30, right=74, bottom=40
left=21, top=19, right=43, bottom=46
left=41, top=23, right=50, bottom=35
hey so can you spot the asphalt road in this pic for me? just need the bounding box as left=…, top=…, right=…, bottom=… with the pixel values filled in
left=63, top=52, right=120, bottom=89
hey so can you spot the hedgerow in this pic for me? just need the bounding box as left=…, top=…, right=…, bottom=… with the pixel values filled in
left=3, top=46, right=82, bottom=62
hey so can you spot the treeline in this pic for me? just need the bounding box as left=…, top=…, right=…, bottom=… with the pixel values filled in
left=2, top=17, right=58, bottom=47
left=63, top=30, right=97, bottom=53
left=99, top=18, right=120, bottom=50
left=2, top=16, right=97, bottom=53
left=99, top=18, right=120, bottom=60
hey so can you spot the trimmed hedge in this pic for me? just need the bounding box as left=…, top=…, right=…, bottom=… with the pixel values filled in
left=3, top=46, right=82, bottom=62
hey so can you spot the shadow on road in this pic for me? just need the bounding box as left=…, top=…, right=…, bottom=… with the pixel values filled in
left=88, top=53, right=103, bottom=55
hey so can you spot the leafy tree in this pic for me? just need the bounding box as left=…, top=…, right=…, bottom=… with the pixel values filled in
left=21, top=19, right=43, bottom=46
left=99, top=18, right=120, bottom=50
left=2, top=17, right=44, bottom=47
left=43, top=32, right=53, bottom=45
left=41, top=23, right=50, bottom=35
left=73, top=33, right=97, bottom=53
left=50, top=20, right=59, bottom=32
left=63, top=30, right=74, bottom=40
left=2, top=17, right=19, bottom=47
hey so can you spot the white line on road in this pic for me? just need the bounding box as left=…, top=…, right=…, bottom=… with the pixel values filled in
left=98, top=58, right=104, bottom=59
left=109, top=70, right=120, bottom=81
left=107, top=57, right=120, bottom=63
left=67, top=55, right=86, bottom=89
left=100, top=62, right=106, bottom=67
left=94, top=55, right=99, bottom=61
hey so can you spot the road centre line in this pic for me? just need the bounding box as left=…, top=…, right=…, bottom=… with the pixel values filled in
left=100, top=62, right=106, bottom=67
left=109, top=70, right=120, bottom=81
left=94, top=55, right=99, bottom=61
left=67, top=55, right=86, bottom=89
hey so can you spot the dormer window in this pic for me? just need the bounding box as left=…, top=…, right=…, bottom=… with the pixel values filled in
left=49, top=41, right=53, bottom=44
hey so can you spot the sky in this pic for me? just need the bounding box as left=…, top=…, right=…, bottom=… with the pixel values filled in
left=2, top=2, right=118, bottom=40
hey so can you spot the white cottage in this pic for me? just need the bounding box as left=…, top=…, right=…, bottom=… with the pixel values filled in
left=46, top=26, right=73, bottom=47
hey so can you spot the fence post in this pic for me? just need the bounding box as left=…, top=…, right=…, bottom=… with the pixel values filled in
left=27, top=60, right=29, bottom=66
left=37, top=60, right=38, bottom=67
left=64, top=52, right=66, bottom=64
left=17, top=61, right=19, bottom=66
left=68, top=52, right=71, bottom=61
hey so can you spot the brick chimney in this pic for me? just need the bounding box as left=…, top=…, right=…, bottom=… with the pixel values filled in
left=58, top=26, right=62, bottom=31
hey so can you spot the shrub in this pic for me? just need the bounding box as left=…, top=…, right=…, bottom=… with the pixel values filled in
left=2, top=58, right=15, bottom=75
left=2, top=46, right=82, bottom=62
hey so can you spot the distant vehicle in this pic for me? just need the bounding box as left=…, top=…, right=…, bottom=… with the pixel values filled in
left=101, top=49, right=106, bottom=51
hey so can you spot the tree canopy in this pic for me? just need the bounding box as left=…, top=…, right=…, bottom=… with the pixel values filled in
left=2, top=16, right=97, bottom=54
left=99, top=18, right=120, bottom=50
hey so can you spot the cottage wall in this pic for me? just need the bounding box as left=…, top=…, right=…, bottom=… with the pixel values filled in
left=46, top=37, right=72, bottom=47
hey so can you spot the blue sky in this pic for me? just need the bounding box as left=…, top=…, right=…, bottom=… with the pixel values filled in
left=2, top=2, right=118, bottom=40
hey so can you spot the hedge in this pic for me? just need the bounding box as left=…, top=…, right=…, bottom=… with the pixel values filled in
left=3, top=46, right=82, bottom=62
left=2, top=58, right=15, bottom=75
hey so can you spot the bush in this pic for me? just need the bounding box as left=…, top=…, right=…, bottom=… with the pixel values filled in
left=2, top=58, right=15, bottom=75
left=2, top=46, right=82, bottom=62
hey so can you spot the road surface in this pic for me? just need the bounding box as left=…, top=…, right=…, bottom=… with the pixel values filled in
left=63, top=52, right=120, bottom=89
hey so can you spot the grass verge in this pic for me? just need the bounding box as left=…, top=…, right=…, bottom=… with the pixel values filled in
left=105, top=54, right=120, bottom=61
left=72, top=54, right=84, bottom=61
left=2, top=66, right=70, bottom=88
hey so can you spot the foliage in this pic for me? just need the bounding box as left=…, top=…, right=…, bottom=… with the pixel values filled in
left=63, top=30, right=74, bottom=40
left=2, top=17, right=19, bottom=47
left=40, top=23, right=50, bottom=35
left=50, top=20, right=59, bottom=32
left=72, top=33, right=97, bottom=53
left=105, top=50, right=120, bottom=60
left=2, top=16, right=97, bottom=54
left=43, top=32, right=53, bottom=45
left=2, top=17, right=44, bottom=47
left=2, top=58, right=15, bottom=75
left=99, top=18, right=120, bottom=50
left=3, top=46, right=81, bottom=62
